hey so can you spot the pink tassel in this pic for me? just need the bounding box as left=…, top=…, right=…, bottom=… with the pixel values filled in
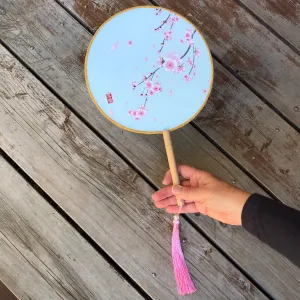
left=172, top=215, right=197, bottom=295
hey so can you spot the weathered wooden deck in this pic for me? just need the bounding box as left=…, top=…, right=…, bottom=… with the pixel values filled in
left=0, top=0, right=299, bottom=299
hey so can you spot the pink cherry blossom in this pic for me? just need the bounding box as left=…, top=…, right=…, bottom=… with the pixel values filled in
left=187, top=57, right=193, bottom=65
left=193, top=71, right=197, bottom=76
left=169, top=89, right=173, bottom=96
left=177, top=65, right=185, bottom=73
left=131, top=110, right=137, bottom=117
left=135, top=117, right=140, bottom=120
left=157, top=50, right=161, bottom=54
left=145, top=80, right=153, bottom=89
left=158, top=57, right=164, bottom=66
left=183, top=74, right=191, bottom=82
left=111, top=41, right=119, bottom=51
left=139, top=105, right=147, bottom=111
left=138, top=109, right=146, bottom=117
left=153, top=85, right=160, bottom=93
left=128, top=40, right=133, bottom=46
left=166, top=53, right=181, bottom=66
left=132, top=81, right=137, bottom=88
left=194, top=48, right=200, bottom=57
left=174, top=16, right=179, bottom=22
left=142, top=75, right=147, bottom=81
left=185, top=31, right=192, bottom=41
left=180, top=39, right=185, bottom=44
left=164, top=31, right=172, bottom=40
left=164, top=58, right=177, bottom=72
left=128, top=109, right=133, bottom=116
left=188, top=39, right=194, bottom=45
left=144, top=56, right=148, bottom=62
left=204, top=89, right=207, bottom=93
left=164, top=33, right=171, bottom=40
left=148, top=89, right=155, bottom=96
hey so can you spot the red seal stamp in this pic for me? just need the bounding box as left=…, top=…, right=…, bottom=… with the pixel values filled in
left=106, top=92, right=113, bottom=104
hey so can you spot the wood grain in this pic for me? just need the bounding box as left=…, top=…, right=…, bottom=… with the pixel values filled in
left=60, top=0, right=147, bottom=31
left=239, top=0, right=300, bottom=51
left=0, top=158, right=143, bottom=300
left=1, top=0, right=300, bottom=298
left=0, top=46, right=268, bottom=300
left=0, top=281, right=18, bottom=300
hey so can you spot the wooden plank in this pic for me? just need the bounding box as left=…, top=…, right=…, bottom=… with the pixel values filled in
left=0, top=159, right=143, bottom=300
left=0, top=281, right=18, bottom=300
left=59, top=0, right=147, bottom=30
left=1, top=1, right=300, bottom=299
left=58, top=0, right=300, bottom=127
left=0, top=46, right=268, bottom=300
left=238, top=0, right=300, bottom=51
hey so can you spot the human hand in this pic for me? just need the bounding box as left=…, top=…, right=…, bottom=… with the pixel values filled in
left=152, top=165, right=250, bottom=225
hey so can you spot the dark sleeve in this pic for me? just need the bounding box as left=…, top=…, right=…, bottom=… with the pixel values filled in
left=242, top=194, right=300, bottom=267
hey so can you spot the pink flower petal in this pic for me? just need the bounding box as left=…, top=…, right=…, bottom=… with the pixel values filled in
left=128, top=40, right=133, bottom=45
left=204, top=89, right=207, bottom=93
left=111, top=41, right=119, bottom=51
left=144, top=56, right=148, bottom=62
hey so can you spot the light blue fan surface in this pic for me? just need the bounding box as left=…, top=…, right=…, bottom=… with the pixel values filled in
left=86, top=7, right=213, bottom=133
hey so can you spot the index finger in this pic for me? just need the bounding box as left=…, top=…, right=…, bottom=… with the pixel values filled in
left=162, top=165, right=197, bottom=185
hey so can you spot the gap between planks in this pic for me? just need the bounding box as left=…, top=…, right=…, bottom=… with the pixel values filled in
left=0, top=147, right=153, bottom=300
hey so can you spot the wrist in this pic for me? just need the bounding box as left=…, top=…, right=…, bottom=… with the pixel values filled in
left=229, top=186, right=250, bottom=225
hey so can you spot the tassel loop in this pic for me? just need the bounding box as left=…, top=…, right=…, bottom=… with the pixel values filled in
left=172, top=214, right=196, bottom=295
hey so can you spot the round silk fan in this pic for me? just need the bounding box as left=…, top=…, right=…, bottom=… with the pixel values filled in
left=85, top=6, right=213, bottom=295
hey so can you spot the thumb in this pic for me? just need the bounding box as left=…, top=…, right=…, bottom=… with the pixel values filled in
left=172, top=185, right=205, bottom=202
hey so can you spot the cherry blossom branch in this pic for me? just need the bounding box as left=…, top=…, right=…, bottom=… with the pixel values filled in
left=155, top=8, right=162, bottom=15
left=134, top=67, right=162, bottom=88
left=189, top=46, right=196, bottom=75
left=158, top=38, right=166, bottom=53
left=154, top=14, right=171, bottom=31
left=180, top=30, right=196, bottom=59
left=158, top=21, right=174, bottom=53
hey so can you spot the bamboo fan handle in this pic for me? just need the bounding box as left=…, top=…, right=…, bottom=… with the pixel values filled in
left=163, top=130, right=183, bottom=207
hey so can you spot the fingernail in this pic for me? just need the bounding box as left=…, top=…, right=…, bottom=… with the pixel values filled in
left=172, top=185, right=182, bottom=194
